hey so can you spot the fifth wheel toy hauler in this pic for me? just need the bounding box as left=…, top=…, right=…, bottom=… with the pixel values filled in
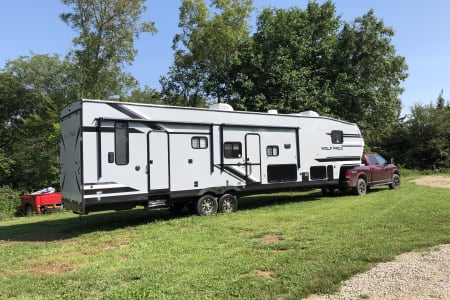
left=60, top=99, right=364, bottom=215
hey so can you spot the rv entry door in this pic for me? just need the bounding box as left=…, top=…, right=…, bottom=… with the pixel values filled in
left=148, top=131, right=169, bottom=191
left=245, top=134, right=261, bottom=183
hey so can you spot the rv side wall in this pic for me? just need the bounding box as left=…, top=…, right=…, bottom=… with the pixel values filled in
left=60, top=101, right=83, bottom=213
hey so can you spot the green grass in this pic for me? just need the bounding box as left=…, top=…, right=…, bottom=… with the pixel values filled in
left=0, top=174, right=449, bottom=299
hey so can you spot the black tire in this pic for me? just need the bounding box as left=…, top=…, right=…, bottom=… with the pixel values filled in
left=25, top=204, right=33, bottom=217
left=389, top=174, right=401, bottom=189
left=169, top=202, right=186, bottom=213
left=218, top=194, right=238, bottom=213
left=196, top=195, right=218, bottom=216
left=354, top=178, right=367, bottom=195
left=321, top=187, right=335, bottom=196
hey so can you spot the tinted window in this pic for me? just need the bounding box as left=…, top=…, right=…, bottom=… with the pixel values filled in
left=367, top=155, right=378, bottom=165
left=115, top=121, right=129, bottom=165
left=331, top=130, right=343, bottom=144
left=266, top=145, right=279, bottom=157
left=375, top=154, right=387, bottom=165
left=191, top=137, right=208, bottom=149
left=224, top=142, right=242, bottom=158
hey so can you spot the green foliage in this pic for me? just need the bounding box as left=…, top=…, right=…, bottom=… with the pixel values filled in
left=161, top=0, right=253, bottom=106
left=0, top=185, right=20, bottom=220
left=331, top=10, right=407, bottom=146
left=235, top=2, right=340, bottom=113
left=60, top=0, right=157, bottom=99
left=0, top=177, right=449, bottom=298
left=127, top=86, right=164, bottom=104
left=1, top=54, right=72, bottom=189
left=4, top=53, right=79, bottom=105
left=383, top=98, right=450, bottom=169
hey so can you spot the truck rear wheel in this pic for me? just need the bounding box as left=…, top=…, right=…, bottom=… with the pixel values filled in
left=196, top=195, right=218, bottom=216
left=218, top=194, right=238, bottom=213
left=354, top=178, right=367, bottom=195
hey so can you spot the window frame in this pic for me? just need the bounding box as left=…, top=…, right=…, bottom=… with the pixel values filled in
left=223, top=142, right=242, bottom=159
left=114, top=121, right=129, bottom=165
left=331, top=130, right=344, bottom=144
left=266, top=145, right=279, bottom=157
left=191, top=136, right=208, bottom=149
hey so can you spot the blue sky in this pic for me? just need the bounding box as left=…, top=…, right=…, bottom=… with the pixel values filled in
left=1, top=1, right=449, bottom=115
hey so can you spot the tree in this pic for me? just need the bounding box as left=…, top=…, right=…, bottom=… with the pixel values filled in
left=381, top=92, right=450, bottom=169
left=161, top=0, right=253, bottom=105
left=436, top=89, right=446, bottom=109
left=4, top=53, right=78, bottom=108
left=127, top=86, right=164, bottom=104
left=235, top=2, right=340, bottom=113
left=0, top=72, right=37, bottom=184
left=1, top=54, right=74, bottom=189
left=331, top=10, right=408, bottom=147
left=60, top=0, right=157, bottom=99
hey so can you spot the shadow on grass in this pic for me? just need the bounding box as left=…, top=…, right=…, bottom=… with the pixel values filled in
left=0, top=189, right=327, bottom=242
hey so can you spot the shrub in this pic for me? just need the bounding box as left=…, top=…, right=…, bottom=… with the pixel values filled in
left=0, top=186, right=20, bottom=220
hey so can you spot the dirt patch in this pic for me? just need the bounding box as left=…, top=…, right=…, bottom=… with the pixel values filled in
left=3, top=261, right=81, bottom=276
left=27, top=261, right=80, bottom=275
left=256, top=270, right=274, bottom=279
left=253, top=234, right=282, bottom=244
left=410, top=176, right=450, bottom=188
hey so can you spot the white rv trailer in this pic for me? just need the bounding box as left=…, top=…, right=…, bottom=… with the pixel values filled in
left=60, top=99, right=364, bottom=215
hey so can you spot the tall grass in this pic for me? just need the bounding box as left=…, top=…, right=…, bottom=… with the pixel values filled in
left=0, top=174, right=449, bottom=299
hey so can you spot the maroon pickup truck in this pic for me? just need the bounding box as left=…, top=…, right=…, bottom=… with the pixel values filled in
left=344, top=153, right=400, bottom=195
left=323, top=153, right=400, bottom=196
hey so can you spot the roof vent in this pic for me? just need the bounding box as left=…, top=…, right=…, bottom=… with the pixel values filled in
left=267, top=109, right=278, bottom=114
left=209, top=103, right=234, bottom=111
left=298, top=110, right=319, bottom=117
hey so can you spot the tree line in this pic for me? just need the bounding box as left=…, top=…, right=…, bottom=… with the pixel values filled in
left=0, top=0, right=449, bottom=193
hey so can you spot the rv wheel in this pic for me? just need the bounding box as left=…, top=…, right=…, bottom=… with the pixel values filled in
left=218, top=194, right=238, bottom=213
left=196, top=195, right=218, bottom=216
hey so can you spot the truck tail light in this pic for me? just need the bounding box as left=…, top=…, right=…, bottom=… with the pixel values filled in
left=345, top=170, right=352, bottom=180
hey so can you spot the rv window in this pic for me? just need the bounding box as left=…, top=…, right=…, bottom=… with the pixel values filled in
left=191, top=137, right=208, bottom=149
left=224, top=142, right=242, bottom=158
left=266, top=145, right=279, bottom=157
left=331, top=130, right=343, bottom=144
left=115, top=121, right=129, bottom=165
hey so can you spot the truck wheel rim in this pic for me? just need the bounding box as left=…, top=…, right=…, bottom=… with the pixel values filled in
left=393, top=176, right=400, bottom=188
left=358, top=181, right=366, bottom=194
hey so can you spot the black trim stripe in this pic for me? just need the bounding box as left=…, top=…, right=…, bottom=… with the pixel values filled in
left=108, top=103, right=144, bottom=119
left=315, top=156, right=361, bottom=162
left=214, top=165, right=244, bottom=182
left=84, top=186, right=139, bottom=195
left=221, top=165, right=258, bottom=183
left=344, top=134, right=362, bottom=138
left=97, top=119, right=102, bottom=179
left=83, top=126, right=144, bottom=133
left=326, top=133, right=362, bottom=138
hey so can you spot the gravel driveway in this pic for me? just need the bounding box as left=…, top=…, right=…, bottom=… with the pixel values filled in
left=306, top=244, right=450, bottom=300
